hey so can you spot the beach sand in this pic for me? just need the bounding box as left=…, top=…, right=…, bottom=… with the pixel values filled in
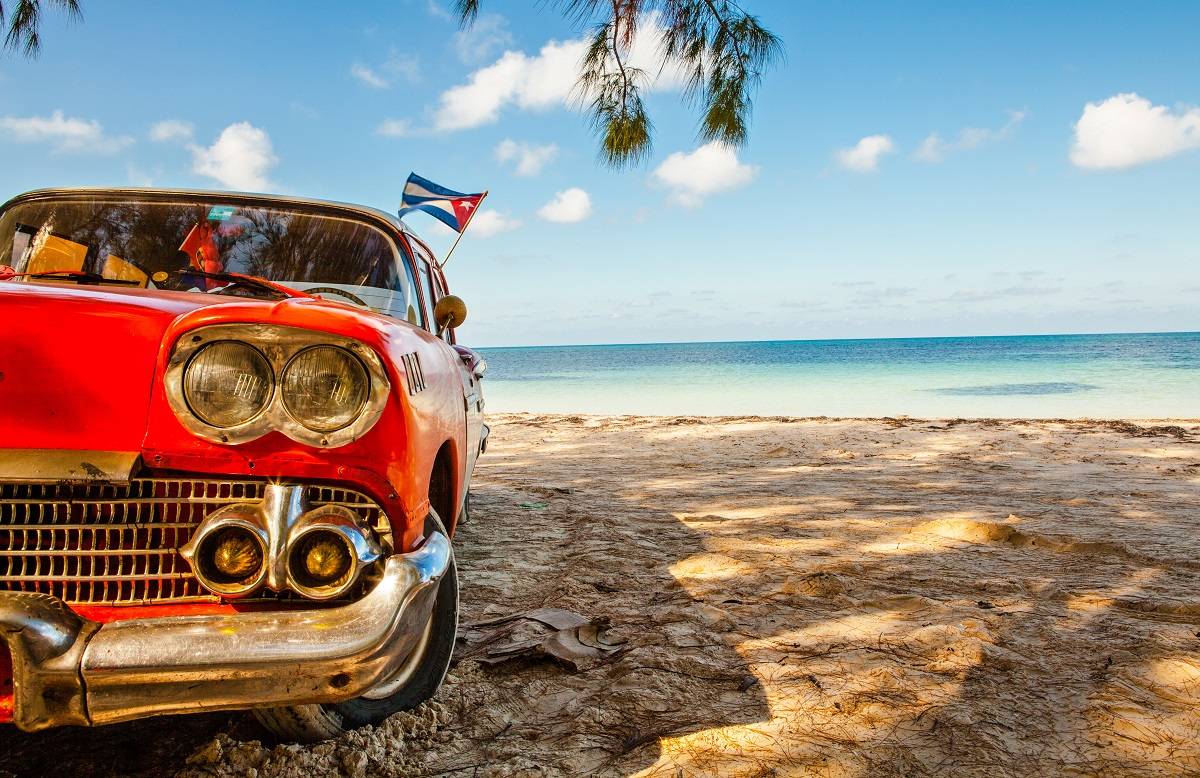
left=4, top=414, right=1200, bottom=776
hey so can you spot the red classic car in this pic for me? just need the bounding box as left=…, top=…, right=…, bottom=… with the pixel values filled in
left=0, top=188, right=487, bottom=741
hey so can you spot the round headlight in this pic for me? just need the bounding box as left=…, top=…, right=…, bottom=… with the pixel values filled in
left=183, top=341, right=273, bottom=428
left=281, top=346, right=370, bottom=432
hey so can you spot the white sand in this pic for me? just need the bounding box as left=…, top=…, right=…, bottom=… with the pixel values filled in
left=432, top=415, right=1200, bottom=777
left=7, top=415, right=1200, bottom=777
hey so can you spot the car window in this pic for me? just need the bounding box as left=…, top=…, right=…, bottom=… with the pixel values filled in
left=0, top=196, right=425, bottom=320
left=413, top=255, right=433, bottom=324
left=423, top=263, right=440, bottom=305
left=397, top=247, right=425, bottom=327
left=407, top=238, right=457, bottom=343
left=429, top=270, right=453, bottom=343
left=407, top=241, right=437, bottom=324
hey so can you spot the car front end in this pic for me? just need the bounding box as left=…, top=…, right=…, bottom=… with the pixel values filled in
left=0, top=189, right=473, bottom=737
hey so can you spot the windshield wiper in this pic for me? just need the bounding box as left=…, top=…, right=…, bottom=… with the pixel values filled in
left=171, top=270, right=309, bottom=300
left=7, top=269, right=141, bottom=286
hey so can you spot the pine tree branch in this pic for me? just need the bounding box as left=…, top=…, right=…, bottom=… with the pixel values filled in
left=451, top=0, right=779, bottom=166
left=1, top=0, right=81, bottom=57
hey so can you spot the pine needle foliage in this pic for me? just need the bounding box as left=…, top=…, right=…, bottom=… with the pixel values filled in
left=459, top=0, right=780, bottom=167
left=0, top=0, right=80, bottom=57
left=3, top=0, right=778, bottom=168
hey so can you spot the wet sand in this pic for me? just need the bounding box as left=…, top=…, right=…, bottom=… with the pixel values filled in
left=3, top=414, right=1199, bottom=777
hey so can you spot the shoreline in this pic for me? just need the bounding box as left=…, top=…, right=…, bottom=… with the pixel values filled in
left=473, top=329, right=1200, bottom=351
left=488, top=410, right=1200, bottom=426
left=476, top=332, right=1200, bottom=420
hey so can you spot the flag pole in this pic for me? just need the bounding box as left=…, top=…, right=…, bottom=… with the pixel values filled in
left=439, top=190, right=488, bottom=270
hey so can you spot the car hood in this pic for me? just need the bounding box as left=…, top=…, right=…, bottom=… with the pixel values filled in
left=0, top=281, right=388, bottom=453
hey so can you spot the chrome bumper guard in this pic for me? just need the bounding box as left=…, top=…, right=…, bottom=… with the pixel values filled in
left=0, top=532, right=451, bottom=731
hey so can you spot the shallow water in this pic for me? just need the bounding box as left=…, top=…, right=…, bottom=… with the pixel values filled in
left=478, top=332, right=1200, bottom=417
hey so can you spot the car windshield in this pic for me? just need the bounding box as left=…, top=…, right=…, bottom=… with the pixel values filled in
left=0, top=195, right=424, bottom=324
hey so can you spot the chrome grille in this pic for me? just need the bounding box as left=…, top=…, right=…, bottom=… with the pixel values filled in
left=0, top=479, right=386, bottom=605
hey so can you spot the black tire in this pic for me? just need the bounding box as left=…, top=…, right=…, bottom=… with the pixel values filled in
left=456, top=491, right=470, bottom=527
left=254, top=510, right=458, bottom=742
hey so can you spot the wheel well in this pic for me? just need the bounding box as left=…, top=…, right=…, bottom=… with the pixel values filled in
left=428, top=441, right=456, bottom=534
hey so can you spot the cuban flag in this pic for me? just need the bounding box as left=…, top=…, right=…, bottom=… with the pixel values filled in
left=397, top=173, right=487, bottom=233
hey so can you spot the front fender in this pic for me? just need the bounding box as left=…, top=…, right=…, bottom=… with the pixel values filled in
left=141, top=297, right=466, bottom=550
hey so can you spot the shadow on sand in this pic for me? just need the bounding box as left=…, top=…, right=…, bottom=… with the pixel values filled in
left=0, top=417, right=774, bottom=777
left=3, top=414, right=1198, bottom=776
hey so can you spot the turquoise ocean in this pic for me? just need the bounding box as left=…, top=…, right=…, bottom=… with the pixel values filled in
left=477, top=332, right=1200, bottom=418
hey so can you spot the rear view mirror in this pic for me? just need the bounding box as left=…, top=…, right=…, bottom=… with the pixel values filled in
left=434, top=295, right=467, bottom=330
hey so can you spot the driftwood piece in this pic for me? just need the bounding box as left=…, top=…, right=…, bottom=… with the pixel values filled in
left=456, top=607, right=628, bottom=670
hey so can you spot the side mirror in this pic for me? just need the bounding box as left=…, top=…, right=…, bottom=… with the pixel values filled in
left=434, top=295, right=467, bottom=330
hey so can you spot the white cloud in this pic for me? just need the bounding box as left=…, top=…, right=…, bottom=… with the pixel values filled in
left=913, top=135, right=944, bottom=164
left=375, top=118, right=411, bottom=138
left=149, top=119, right=194, bottom=143
left=434, top=43, right=579, bottom=130
left=426, top=0, right=453, bottom=22
left=127, top=164, right=158, bottom=187
left=1070, top=93, right=1200, bottom=170
left=494, top=139, right=559, bottom=176
left=189, top=122, right=277, bottom=191
left=455, top=13, right=513, bottom=64
left=469, top=209, right=522, bottom=237
left=289, top=102, right=320, bottom=119
left=351, top=63, right=390, bottom=88
left=0, top=110, right=133, bottom=154
left=652, top=142, right=758, bottom=207
left=835, top=134, right=896, bottom=172
left=537, top=188, right=593, bottom=223
left=419, top=219, right=456, bottom=237
left=351, top=50, right=420, bottom=89
left=433, top=14, right=687, bottom=131
left=915, top=110, right=1027, bottom=163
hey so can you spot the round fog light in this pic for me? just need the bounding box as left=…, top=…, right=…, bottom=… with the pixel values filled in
left=214, top=530, right=263, bottom=579
left=296, top=531, right=352, bottom=584
left=197, top=525, right=264, bottom=588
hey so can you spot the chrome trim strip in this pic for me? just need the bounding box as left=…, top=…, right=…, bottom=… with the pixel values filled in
left=0, top=449, right=138, bottom=483
left=163, top=323, right=392, bottom=448
left=0, top=533, right=451, bottom=731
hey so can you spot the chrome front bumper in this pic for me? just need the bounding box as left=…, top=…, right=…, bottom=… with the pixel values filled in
left=0, top=532, right=451, bottom=732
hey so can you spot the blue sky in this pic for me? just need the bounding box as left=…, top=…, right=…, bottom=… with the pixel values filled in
left=1, top=0, right=1198, bottom=346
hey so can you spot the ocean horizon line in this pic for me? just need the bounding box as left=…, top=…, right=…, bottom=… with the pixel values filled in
left=477, top=331, right=1199, bottom=418
left=475, top=329, right=1200, bottom=351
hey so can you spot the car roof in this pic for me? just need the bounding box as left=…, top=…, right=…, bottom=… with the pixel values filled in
left=1, top=186, right=422, bottom=239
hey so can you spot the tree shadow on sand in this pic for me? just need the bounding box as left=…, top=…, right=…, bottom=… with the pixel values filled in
left=0, top=415, right=775, bottom=777
left=3, top=414, right=1197, bottom=777
left=596, top=414, right=1200, bottom=776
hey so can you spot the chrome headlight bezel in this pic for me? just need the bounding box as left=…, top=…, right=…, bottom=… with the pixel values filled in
left=165, top=323, right=391, bottom=448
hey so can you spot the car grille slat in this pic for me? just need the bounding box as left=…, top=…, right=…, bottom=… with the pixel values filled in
left=0, top=478, right=386, bottom=606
